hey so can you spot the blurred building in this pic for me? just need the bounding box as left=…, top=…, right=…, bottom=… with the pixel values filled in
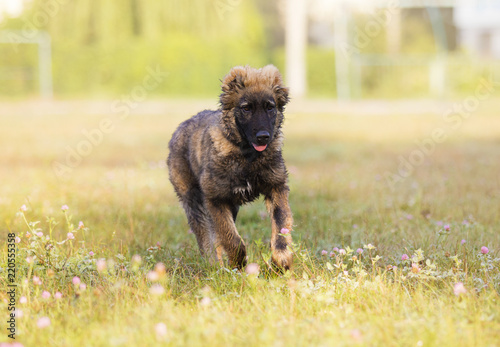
left=454, top=1, right=500, bottom=58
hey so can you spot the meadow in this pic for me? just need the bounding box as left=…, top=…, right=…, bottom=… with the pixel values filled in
left=1, top=99, right=499, bottom=347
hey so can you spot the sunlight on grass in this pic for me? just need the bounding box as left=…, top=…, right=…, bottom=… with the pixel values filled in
left=1, top=100, right=499, bottom=346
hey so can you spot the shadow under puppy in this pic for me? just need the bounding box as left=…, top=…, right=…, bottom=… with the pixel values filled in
left=167, top=65, right=294, bottom=270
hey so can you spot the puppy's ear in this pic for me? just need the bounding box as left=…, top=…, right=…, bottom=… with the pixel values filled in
left=220, top=66, right=247, bottom=111
left=262, top=65, right=290, bottom=111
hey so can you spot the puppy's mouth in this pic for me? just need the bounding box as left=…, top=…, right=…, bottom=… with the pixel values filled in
left=252, top=143, right=268, bottom=152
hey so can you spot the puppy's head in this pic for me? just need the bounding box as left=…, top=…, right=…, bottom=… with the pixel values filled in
left=220, top=65, right=289, bottom=152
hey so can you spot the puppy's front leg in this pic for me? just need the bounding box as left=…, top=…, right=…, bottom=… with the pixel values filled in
left=205, top=199, right=247, bottom=269
left=266, top=186, right=293, bottom=270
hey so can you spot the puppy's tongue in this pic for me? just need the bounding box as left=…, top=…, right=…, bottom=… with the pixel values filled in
left=252, top=143, right=267, bottom=152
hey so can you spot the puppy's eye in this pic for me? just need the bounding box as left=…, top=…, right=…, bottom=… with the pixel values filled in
left=241, top=105, right=251, bottom=112
left=267, top=104, right=275, bottom=111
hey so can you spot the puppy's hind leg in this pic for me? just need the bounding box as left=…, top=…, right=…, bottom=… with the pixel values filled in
left=181, top=188, right=221, bottom=265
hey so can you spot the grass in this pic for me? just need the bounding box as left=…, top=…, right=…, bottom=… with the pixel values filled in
left=1, top=99, right=499, bottom=347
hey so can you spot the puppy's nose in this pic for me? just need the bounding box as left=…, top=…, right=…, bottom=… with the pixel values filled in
left=256, top=131, right=270, bottom=144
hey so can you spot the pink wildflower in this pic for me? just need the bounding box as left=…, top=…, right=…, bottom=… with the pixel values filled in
left=245, top=263, right=260, bottom=276
left=37, top=317, right=51, bottom=329
left=155, top=322, right=168, bottom=338
left=454, top=282, right=467, bottom=296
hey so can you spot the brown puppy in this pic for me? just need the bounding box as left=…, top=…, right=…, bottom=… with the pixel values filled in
left=167, top=65, right=293, bottom=270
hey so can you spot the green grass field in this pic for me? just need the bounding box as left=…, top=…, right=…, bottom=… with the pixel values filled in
left=1, top=99, right=499, bottom=347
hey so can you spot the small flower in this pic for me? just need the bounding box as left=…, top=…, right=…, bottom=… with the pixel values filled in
left=26, top=256, right=34, bottom=264
left=481, top=246, right=489, bottom=254
left=364, top=243, right=375, bottom=250
left=332, top=247, right=339, bottom=252
left=67, top=232, right=74, bottom=240
left=20, top=204, right=27, bottom=212
left=352, top=224, right=358, bottom=229
left=411, top=263, right=420, bottom=273
left=15, top=236, right=21, bottom=243
left=41, top=291, right=51, bottom=299
left=401, top=254, right=409, bottom=261
left=280, top=228, right=290, bottom=235
left=350, top=329, right=362, bottom=342
left=444, top=224, right=451, bottom=231
left=14, top=309, right=23, bottom=319
left=54, top=292, right=63, bottom=299
left=88, top=251, right=94, bottom=257
left=454, top=282, right=467, bottom=296
left=132, top=254, right=142, bottom=264
left=356, top=248, right=363, bottom=254
left=150, top=284, right=165, bottom=296
left=37, top=317, right=51, bottom=329
left=33, top=276, right=42, bottom=286
left=147, top=271, right=160, bottom=282
left=19, top=296, right=27, bottom=304
left=72, top=276, right=81, bottom=286
left=461, top=239, right=466, bottom=245
left=343, top=270, right=349, bottom=276
left=154, top=263, right=166, bottom=275
left=339, top=249, right=346, bottom=255
left=321, top=250, right=328, bottom=256
left=78, top=221, right=84, bottom=229
left=155, top=322, right=168, bottom=338
left=96, top=258, right=107, bottom=272
left=405, top=214, right=413, bottom=220
left=36, top=232, right=43, bottom=238
left=245, top=263, right=260, bottom=276
left=61, top=204, right=69, bottom=211
left=200, top=297, right=211, bottom=307
left=79, top=283, right=87, bottom=291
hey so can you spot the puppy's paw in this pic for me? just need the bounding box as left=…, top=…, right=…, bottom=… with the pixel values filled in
left=271, top=250, right=293, bottom=272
